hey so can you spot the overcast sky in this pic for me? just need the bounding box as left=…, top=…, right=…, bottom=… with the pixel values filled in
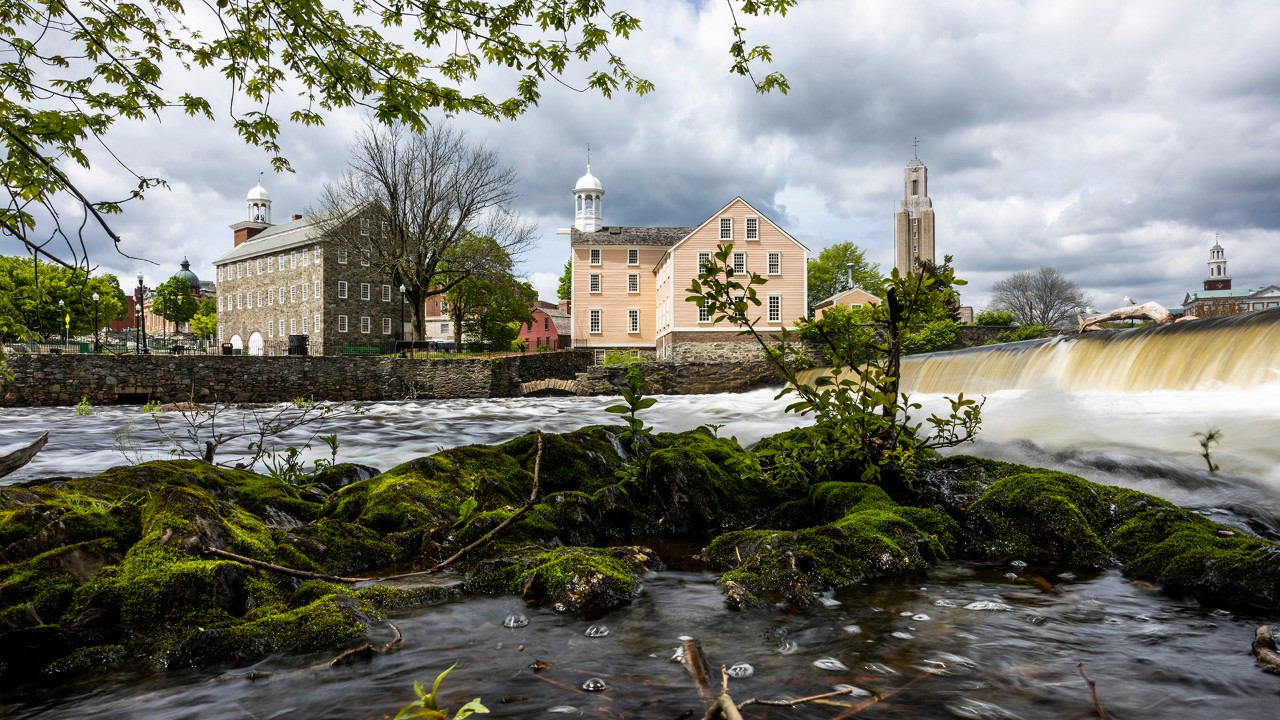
left=30, top=0, right=1280, bottom=313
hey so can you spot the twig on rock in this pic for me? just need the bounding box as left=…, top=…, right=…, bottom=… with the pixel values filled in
left=200, top=545, right=365, bottom=583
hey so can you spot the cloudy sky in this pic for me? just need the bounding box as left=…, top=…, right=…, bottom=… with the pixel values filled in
left=28, top=0, right=1280, bottom=312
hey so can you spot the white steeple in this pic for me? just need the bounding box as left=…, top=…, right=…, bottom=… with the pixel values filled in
left=573, top=161, right=604, bottom=232
left=246, top=176, right=272, bottom=224
left=1204, top=235, right=1231, bottom=290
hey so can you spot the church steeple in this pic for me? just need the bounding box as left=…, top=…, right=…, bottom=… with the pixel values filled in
left=894, top=139, right=936, bottom=274
left=573, top=160, right=604, bottom=232
left=1204, top=235, right=1231, bottom=291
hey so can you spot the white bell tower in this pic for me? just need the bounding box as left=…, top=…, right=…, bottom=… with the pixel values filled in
left=573, top=163, right=604, bottom=232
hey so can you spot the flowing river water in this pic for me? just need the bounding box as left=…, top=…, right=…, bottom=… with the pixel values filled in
left=3, top=311, right=1280, bottom=718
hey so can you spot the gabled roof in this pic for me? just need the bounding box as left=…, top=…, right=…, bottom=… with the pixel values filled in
left=213, top=203, right=368, bottom=265
left=668, top=196, right=808, bottom=255
left=814, top=286, right=880, bottom=310
left=569, top=226, right=693, bottom=246
left=1183, top=287, right=1264, bottom=303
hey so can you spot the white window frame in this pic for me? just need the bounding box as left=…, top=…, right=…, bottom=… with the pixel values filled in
left=698, top=303, right=710, bottom=323
left=290, top=318, right=297, bottom=335
left=745, top=217, right=759, bottom=241
left=257, top=290, right=264, bottom=306
left=301, top=249, right=309, bottom=266
left=627, top=308, right=639, bottom=334
left=382, top=317, right=392, bottom=334
left=236, top=264, right=242, bottom=279
left=360, top=249, right=370, bottom=267
left=732, top=252, right=746, bottom=274
left=338, top=281, right=348, bottom=299
left=359, top=218, right=371, bottom=236
left=268, top=321, right=274, bottom=337
left=301, top=283, right=308, bottom=301
left=381, top=221, right=389, bottom=238
left=719, top=217, right=732, bottom=240
left=768, top=295, right=781, bottom=323
left=268, top=288, right=275, bottom=306
left=441, top=322, right=450, bottom=334
left=627, top=273, right=639, bottom=293
left=267, top=256, right=274, bottom=273
left=627, top=248, right=639, bottom=265
left=589, top=248, right=601, bottom=265
left=589, top=273, right=602, bottom=293
left=303, top=317, right=310, bottom=334
left=382, top=285, right=391, bottom=302
left=289, top=286, right=297, bottom=303
left=360, top=316, right=371, bottom=334
left=697, top=251, right=711, bottom=272
left=256, top=259, right=263, bottom=274
left=290, top=251, right=297, bottom=270
left=338, top=315, right=348, bottom=332
left=360, top=282, right=371, bottom=300
left=278, top=319, right=285, bottom=336
left=337, top=248, right=348, bottom=264
left=236, top=292, right=242, bottom=309
left=768, top=251, right=781, bottom=275
left=313, top=314, right=320, bottom=333
left=589, top=309, right=602, bottom=334
left=279, top=285, right=285, bottom=303
left=314, top=280, right=320, bottom=299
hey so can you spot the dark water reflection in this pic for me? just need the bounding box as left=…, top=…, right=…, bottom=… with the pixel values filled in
left=5, top=563, right=1274, bottom=719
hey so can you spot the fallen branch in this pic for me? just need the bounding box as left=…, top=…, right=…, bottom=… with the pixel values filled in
left=201, top=545, right=365, bottom=583
left=1078, top=301, right=1188, bottom=332
left=1077, top=662, right=1109, bottom=719
left=697, top=666, right=744, bottom=720
left=740, top=687, right=856, bottom=708
left=833, top=670, right=931, bottom=718
left=1252, top=625, right=1280, bottom=673
left=0, top=431, right=48, bottom=478
left=682, top=638, right=713, bottom=700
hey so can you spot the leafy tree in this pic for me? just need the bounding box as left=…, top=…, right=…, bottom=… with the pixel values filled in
left=988, top=324, right=1052, bottom=344
left=557, top=259, right=573, bottom=303
left=315, top=123, right=536, bottom=341
left=441, top=236, right=534, bottom=351
left=988, top=267, right=1092, bottom=329
left=3, top=1, right=792, bottom=270
left=0, top=256, right=126, bottom=339
left=974, top=310, right=1016, bottom=326
left=152, top=276, right=199, bottom=335
left=689, top=245, right=982, bottom=490
left=806, top=242, right=882, bottom=315
left=189, top=298, right=218, bottom=342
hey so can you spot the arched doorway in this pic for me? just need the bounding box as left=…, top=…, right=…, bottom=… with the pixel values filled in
left=229, top=334, right=243, bottom=353
left=248, top=332, right=264, bottom=356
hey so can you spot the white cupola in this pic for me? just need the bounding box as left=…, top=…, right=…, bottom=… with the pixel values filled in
left=246, top=182, right=272, bottom=224
left=573, top=165, right=604, bottom=232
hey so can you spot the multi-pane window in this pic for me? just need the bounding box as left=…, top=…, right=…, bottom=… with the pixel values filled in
left=589, top=248, right=601, bottom=265
left=290, top=251, right=297, bottom=269
left=627, top=248, right=639, bottom=265
left=361, top=249, right=370, bottom=267
left=382, top=317, right=392, bottom=334
left=381, top=221, right=389, bottom=237
left=217, top=267, right=223, bottom=281
left=290, top=318, right=297, bottom=335
left=698, top=251, right=711, bottom=272
left=279, top=254, right=286, bottom=271
left=268, top=289, right=275, bottom=305
left=301, top=283, right=308, bottom=301
left=732, top=252, right=746, bottom=274
left=338, top=281, right=348, bottom=299
left=236, top=292, right=242, bottom=309
left=698, top=303, right=710, bottom=323
left=768, top=295, right=781, bottom=323
left=589, top=273, right=602, bottom=293
left=268, top=322, right=274, bottom=337
left=441, top=322, right=450, bottom=334
left=267, top=257, right=274, bottom=273
left=236, top=264, right=242, bottom=279
left=745, top=217, right=759, bottom=241
left=360, top=283, right=371, bottom=300
left=313, top=314, right=321, bottom=333
left=719, top=217, right=732, bottom=240
left=279, top=285, right=285, bottom=303
left=278, top=319, right=285, bottom=336
left=245, top=293, right=252, bottom=309
left=338, top=315, right=348, bottom=332
left=627, top=309, right=639, bottom=333
left=301, top=249, right=309, bottom=266
left=768, top=251, right=781, bottom=275
left=303, top=317, right=310, bottom=334
left=256, top=259, right=263, bottom=274
left=217, top=297, right=223, bottom=311
left=360, top=316, right=371, bottom=333
left=289, top=286, right=297, bottom=303
left=257, top=290, right=264, bottom=306
left=589, top=309, right=602, bottom=333
left=337, top=248, right=348, bottom=264
left=628, top=273, right=639, bottom=293
left=314, top=247, right=321, bottom=262
left=313, top=280, right=320, bottom=299
left=359, top=218, right=370, bottom=236
left=382, top=285, right=391, bottom=302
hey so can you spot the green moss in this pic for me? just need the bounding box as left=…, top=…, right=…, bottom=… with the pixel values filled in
left=963, top=471, right=1116, bottom=567
left=499, top=428, right=630, bottom=495
left=468, top=546, right=642, bottom=614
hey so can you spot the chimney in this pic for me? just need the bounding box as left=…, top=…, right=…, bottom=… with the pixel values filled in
left=559, top=299, right=571, bottom=314
left=292, top=214, right=302, bottom=221
left=233, top=226, right=265, bottom=247
left=846, top=263, right=854, bottom=290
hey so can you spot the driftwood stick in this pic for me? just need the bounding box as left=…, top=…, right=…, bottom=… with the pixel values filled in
left=682, top=639, right=714, bottom=700
left=0, top=431, right=48, bottom=478
left=695, top=666, right=744, bottom=720
left=740, top=687, right=856, bottom=708
left=1252, top=625, right=1280, bottom=672
left=201, top=545, right=366, bottom=583
left=1077, top=662, right=1110, bottom=719
left=832, top=670, right=931, bottom=718
left=370, top=431, right=545, bottom=581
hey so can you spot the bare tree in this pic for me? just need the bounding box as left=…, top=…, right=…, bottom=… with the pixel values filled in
left=314, top=122, right=536, bottom=339
left=988, top=266, right=1092, bottom=328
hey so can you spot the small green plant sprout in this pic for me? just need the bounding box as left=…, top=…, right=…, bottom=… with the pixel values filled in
left=605, top=364, right=656, bottom=445
left=141, top=399, right=164, bottom=413
left=704, top=422, right=725, bottom=438
left=1193, top=426, right=1222, bottom=474
left=74, top=396, right=94, bottom=416
left=395, top=664, right=489, bottom=720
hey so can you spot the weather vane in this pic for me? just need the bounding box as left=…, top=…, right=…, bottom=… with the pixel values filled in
left=912, top=137, right=920, bottom=160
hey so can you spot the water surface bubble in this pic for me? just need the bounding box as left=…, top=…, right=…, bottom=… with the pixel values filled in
left=813, top=657, right=849, bottom=672
left=817, top=595, right=841, bottom=608
left=1003, top=572, right=1018, bottom=581
left=726, top=662, right=754, bottom=678
left=944, top=697, right=1021, bottom=719
left=891, top=631, right=914, bottom=640
left=502, top=613, right=529, bottom=628
left=933, top=652, right=977, bottom=668
left=834, top=684, right=872, bottom=697
left=864, top=662, right=899, bottom=676
left=899, top=611, right=914, bottom=617
left=581, top=677, right=607, bottom=692
left=546, top=707, right=580, bottom=715
left=1010, top=560, right=1027, bottom=569
left=776, top=640, right=798, bottom=654
left=934, top=599, right=957, bottom=608
left=843, top=624, right=861, bottom=634
left=912, top=613, right=931, bottom=621
left=963, top=601, right=1013, bottom=611
left=670, top=647, right=684, bottom=663
left=583, top=625, right=610, bottom=638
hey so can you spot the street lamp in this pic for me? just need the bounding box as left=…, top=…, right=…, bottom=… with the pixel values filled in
left=136, top=272, right=148, bottom=354
left=92, top=292, right=100, bottom=353
left=58, top=299, right=66, bottom=349
left=399, top=284, right=406, bottom=357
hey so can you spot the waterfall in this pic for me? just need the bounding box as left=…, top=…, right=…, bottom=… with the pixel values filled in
left=899, top=309, right=1280, bottom=395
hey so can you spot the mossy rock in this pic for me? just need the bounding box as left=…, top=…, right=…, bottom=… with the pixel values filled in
left=639, top=429, right=777, bottom=534
left=962, top=470, right=1116, bottom=567
left=498, top=427, right=632, bottom=495
left=468, top=546, right=659, bottom=615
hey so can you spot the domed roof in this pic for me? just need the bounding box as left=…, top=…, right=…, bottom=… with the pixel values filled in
left=574, top=166, right=603, bottom=193
left=174, top=257, right=200, bottom=286
left=246, top=182, right=271, bottom=202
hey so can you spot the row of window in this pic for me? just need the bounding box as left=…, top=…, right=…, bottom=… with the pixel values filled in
left=696, top=250, right=783, bottom=275
left=718, top=217, right=760, bottom=242
left=216, top=315, right=396, bottom=341
left=332, top=315, right=395, bottom=334
left=585, top=296, right=784, bottom=334
left=218, top=246, right=322, bottom=281
left=336, top=282, right=397, bottom=301
left=220, top=282, right=405, bottom=310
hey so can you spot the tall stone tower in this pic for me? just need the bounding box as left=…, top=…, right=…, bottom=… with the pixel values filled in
left=894, top=143, right=935, bottom=275
left=1204, top=237, right=1231, bottom=291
